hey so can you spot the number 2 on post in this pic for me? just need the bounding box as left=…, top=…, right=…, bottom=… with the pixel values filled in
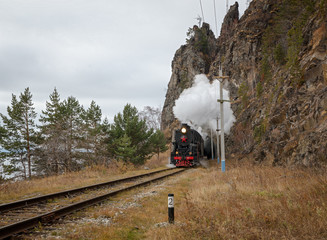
left=168, top=196, right=174, bottom=208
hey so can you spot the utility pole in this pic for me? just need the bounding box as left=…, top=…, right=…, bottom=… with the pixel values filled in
left=216, top=117, right=220, bottom=164
left=211, top=127, right=214, bottom=160
left=226, top=0, right=229, bottom=13
left=217, top=66, right=229, bottom=172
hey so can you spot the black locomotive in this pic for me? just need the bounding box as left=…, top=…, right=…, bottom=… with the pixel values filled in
left=170, top=123, right=204, bottom=167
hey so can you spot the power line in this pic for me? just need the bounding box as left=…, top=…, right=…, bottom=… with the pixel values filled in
left=199, top=0, right=205, bottom=23
left=213, top=0, right=218, bottom=36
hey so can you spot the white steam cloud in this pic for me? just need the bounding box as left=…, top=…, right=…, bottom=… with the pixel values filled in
left=173, top=74, right=235, bottom=137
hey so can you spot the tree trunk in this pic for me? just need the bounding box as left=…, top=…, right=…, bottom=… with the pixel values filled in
left=21, top=155, right=27, bottom=179
left=68, top=119, right=73, bottom=172
left=25, top=113, right=31, bottom=179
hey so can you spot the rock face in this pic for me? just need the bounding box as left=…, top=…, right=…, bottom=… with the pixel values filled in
left=161, top=23, right=217, bottom=130
left=162, top=0, right=327, bottom=167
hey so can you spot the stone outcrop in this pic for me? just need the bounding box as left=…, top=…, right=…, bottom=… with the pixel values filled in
left=218, top=1, right=239, bottom=46
left=162, top=0, right=327, bottom=167
left=161, top=23, right=217, bottom=130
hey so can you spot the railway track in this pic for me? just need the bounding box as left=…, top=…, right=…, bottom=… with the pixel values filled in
left=0, top=168, right=185, bottom=239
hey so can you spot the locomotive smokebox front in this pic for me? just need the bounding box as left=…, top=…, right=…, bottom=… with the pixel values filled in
left=171, top=123, right=204, bottom=167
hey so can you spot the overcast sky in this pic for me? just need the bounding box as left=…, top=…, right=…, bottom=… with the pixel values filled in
left=0, top=0, right=248, bottom=122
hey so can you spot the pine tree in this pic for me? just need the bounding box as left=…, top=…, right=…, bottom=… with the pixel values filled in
left=81, top=100, right=104, bottom=165
left=0, top=88, right=37, bottom=179
left=109, top=104, right=154, bottom=165
left=61, top=96, right=83, bottom=171
left=149, top=129, right=168, bottom=161
left=39, top=88, right=64, bottom=175
left=99, top=117, right=111, bottom=165
left=0, top=95, right=26, bottom=178
left=0, top=126, right=7, bottom=147
left=20, top=88, right=37, bottom=178
left=113, top=134, right=136, bottom=163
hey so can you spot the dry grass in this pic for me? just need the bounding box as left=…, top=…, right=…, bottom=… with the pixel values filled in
left=147, top=162, right=327, bottom=240
left=13, top=160, right=327, bottom=240
left=146, top=148, right=171, bottom=169
left=0, top=160, right=167, bottom=203
left=29, top=169, right=193, bottom=240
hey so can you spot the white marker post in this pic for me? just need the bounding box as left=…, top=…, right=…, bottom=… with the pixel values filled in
left=217, top=67, right=229, bottom=172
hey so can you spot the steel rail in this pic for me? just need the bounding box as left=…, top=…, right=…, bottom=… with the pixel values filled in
left=0, top=168, right=185, bottom=239
left=0, top=168, right=173, bottom=213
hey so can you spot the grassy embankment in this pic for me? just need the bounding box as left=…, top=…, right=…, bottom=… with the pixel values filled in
left=2, top=153, right=327, bottom=239
left=50, top=164, right=327, bottom=239
left=0, top=150, right=170, bottom=203
left=22, top=159, right=327, bottom=240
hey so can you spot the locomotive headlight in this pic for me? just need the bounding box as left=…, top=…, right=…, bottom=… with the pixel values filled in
left=181, top=127, right=187, bottom=134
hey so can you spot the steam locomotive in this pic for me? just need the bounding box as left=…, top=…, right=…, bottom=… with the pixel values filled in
left=170, top=123, right=204, bottom=167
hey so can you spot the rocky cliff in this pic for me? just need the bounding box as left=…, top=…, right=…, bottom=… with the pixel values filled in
left=162, top=0, right=327, bottom=167
left=161, top=23, right=217, bottom=131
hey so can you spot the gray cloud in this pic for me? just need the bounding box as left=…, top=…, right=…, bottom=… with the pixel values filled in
left=0, top=0, right=248, bottom=121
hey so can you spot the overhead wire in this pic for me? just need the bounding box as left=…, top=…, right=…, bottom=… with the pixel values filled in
left=199, top=0, right=205, bottom=23
left=213, top=0, right=218, bottom=36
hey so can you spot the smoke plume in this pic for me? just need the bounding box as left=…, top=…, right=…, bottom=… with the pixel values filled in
left=173, top=74, right=235, bottom=137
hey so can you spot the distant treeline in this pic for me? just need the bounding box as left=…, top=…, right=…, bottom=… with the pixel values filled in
left=0, top=88, right=167, bottom=180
